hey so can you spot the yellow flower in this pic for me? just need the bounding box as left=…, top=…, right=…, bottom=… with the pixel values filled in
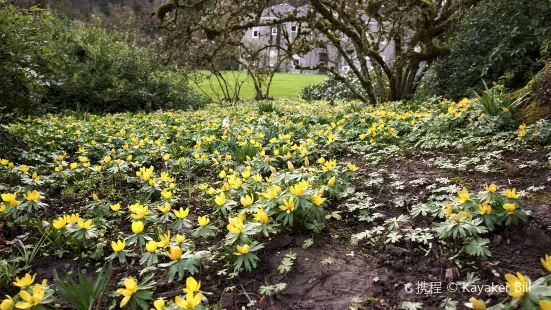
left=197, top=216, right=210, bottom=227
left=52, top=217, right=66, bottom=230
left=241, top=170, right=250, bottom=179
left=253, top=174, right=262, bottom=182
left=215, top=192, right=226, bottom=206
left=468, top=297, right=486, bottom=310
left=153, top=298, right=165, bottom=310
left=541, top=254, right=551, bottom=272
left=347, top=163, right=359, bottom=172
left=176, top=234, right=185, bottom=243
left=483, top=183, right=497, bottom=192
left=478, top=202, right=492, bottom=215
left=540, top=300, right=551, bottom=310
left=287, top=161, right=295, bottom=172
left=505, top=272, right=529, bottom=298
left=260, top=185, right=282, bottom=199
left=0, top=159, right=8, bottom=166
left=132, top=221, right=144, bottom=234
left=503, top=203, right=516, bottom=215
left=77, top=219, right=93, bottom=229
left=219, top=170, right=226, bottom=178
left=92, top=192, right=99, bottom=201
left=15, top=284, right=44, bottom=309
left=327, top=176, right=336, bottom=187
left=173, top=207, right=190, bottom=219
left=240, top=194, right=253, bottom=207
left=163, top=154, right=170, bottom=161
left=183, top=277, right=201, bottom=294
left=116, top=277, right=138, bottom=308
left=110, top=203, right=121, bottom=212
left=31, top=172, right=39, bottom=181
left=234, top=244, right=249, bottom=256
left=111, top=240, right=126, bottom=252
left=504, top=188, right=520, bottom=199
left=70, top=162, right=78, bottom=169
left=23, top=190, right=40, bottom=201
left=104, top=155, right=111, bottom=163
left=0, top=296, right=13, bottom=310
left=450, top=213, right=461, bottom=223
left=161, top=190, right=172, bottom=200
left=311, top=194, right=326, bottom=206
left=13, top=273, right=36, bottom=287
left=131, top=204, right=150, bottom=219
left=253, top=208, right=268, bottom=224
left=157, top=231, right=170, bottom=247
left=20, top=165, right=29, bottom=173
left=1, top=193, right=18, bottom=207
left=227, top=217, right=244, bottom=234
left=279, top=196, right=295, bottom=213
left=158, top=203, right=171, bottom=214
left=455, top=187, right=470, bottom=203
left=145, top=240, right=158, bottom=253
left=167, top=246, right=182, bottom=260
left=174, top=292, right=202, bottom=310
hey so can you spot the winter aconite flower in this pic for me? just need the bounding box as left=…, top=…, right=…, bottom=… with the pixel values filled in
left=253, top=208, right=268, bottom=224
left=311, top=194, right=327, bottom=206
left=110, top=203, right=121, bottom=212
left=52, top=217, right=66, bottom=230
left=197, top=216, right=210, bottom=227
left=24, top=190, right=40, bottom=201
left=234, top=244, right=249, bottom=256
left=15, top=284, right=44, bottom=309
left=503, top=203, right=516, bottom=215
left=167, top=246, right=182, bottom=260
left=117, top=277, right=138, bottom=308
left=132, top=221, right=144, bottom=234
left=483, top=183, right=497, bottom=192
left=13, top=273, right=36, bottom=287
left=505, top=272, right=529, bottom=298
left=183, top=277, right=200, bottom=294
left=175, top=292, right=202, bottom=310
left=468, top=297, right=486, bottom=310
left=541, top=254, right=551, bottom=272
left=215, top=192, right=226, bottom=206
left=157, top=232, right=171, bottom=247
left=478, top=202, right=492, bottom=215
left=455, top=187, right=470, bottom=203
left=540, top=300, right=551, bottom=310
left=347, top=163, right=359, bottom=172
left=111, top=240, right=126, bottom=253
left=173, top=207, right=189, bottom=219
left=145, top=240, right=158, bottom=253
left=176, top=234, right=185, bottom=243
left=240, top=194, right=253, bottom=207
left=1, top=193, right=18, bottom=207
left=327, top=176, right=336, bottom=187
left=0, top=296, right=13, bottom=310
left=152, top=298, right=165, bottom=310
left=279, top=197, right=295, bottom=213
left=77, top=219, right=93, bottom=229
left=504, top=188, right=520, bottom=199
left=227, top=217, right=244, bottom=234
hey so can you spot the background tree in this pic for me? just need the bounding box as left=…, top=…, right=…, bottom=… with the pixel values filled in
left=418, top=0, right=551, bottom=100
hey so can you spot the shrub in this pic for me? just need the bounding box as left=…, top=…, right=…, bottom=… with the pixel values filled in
left=0, top=2, right=52, bottom=121
left=44, top=17, right=209, bottom=113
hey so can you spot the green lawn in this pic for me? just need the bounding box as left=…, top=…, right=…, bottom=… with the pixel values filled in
left=191, top=71, right=328, bottom=99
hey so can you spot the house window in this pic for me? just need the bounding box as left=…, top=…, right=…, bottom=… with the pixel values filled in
left=271, top=27, right=277, bottom=36
left=252, top=27, right=259, bottom=38
left=291, top=25, right=297, bottom=33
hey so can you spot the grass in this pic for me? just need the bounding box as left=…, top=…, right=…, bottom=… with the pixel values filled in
left=191, top=71, right=327, bottom=100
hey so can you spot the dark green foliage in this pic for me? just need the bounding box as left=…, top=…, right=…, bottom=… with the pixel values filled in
left=44, top=17, right=210, bottom=113
left=53, top=264, right=111, bottom=310
left=299, top=74, right=365, bottom=101
left=0, top=4, right=210, bottom=117
left=0, top=2, right=52, bottom=121
left=419, top=0, right=551, bottom=100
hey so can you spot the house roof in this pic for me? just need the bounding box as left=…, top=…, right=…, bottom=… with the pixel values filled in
left=262, top=3, right=296, bottom=18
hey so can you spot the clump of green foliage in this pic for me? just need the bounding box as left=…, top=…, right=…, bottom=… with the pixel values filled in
left=419, top=0, right=551, bottom=100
